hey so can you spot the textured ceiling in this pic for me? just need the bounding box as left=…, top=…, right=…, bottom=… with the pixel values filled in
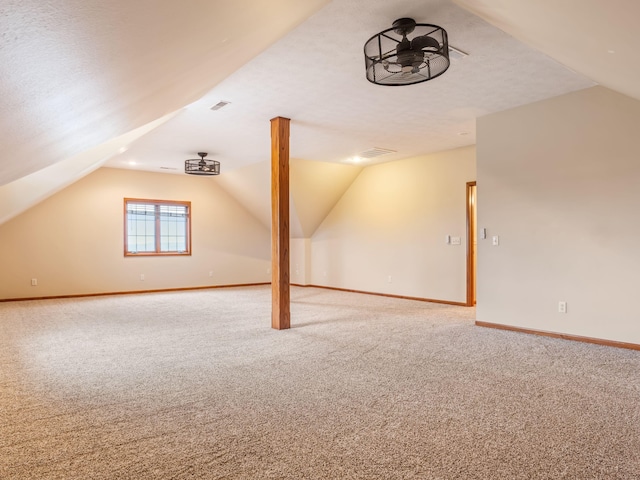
left=0, top=112, right=178, bottom=225
left=105, top=0, right=594, bottom=174
left=4, top=0, right=638, bottom=229
left=0, top=0, right=328, bottom=187
left=452, top=0, right=640, bottom=103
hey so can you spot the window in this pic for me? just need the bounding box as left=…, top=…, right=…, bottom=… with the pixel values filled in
left=124, top=199, right=191, bottom=256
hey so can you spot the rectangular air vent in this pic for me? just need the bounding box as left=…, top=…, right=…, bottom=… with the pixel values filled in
left=448, top=45, right=468, bottom=60
left=358, top=147, right=397, bottom=159
left=210, top=101, right=231, bottom=111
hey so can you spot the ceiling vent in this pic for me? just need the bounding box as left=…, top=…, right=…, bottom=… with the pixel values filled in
left=358, top=147, right=397, bottom=159
left=210, top=101, right=230, bottom=111
left=448, top=45, right=468, bottom=60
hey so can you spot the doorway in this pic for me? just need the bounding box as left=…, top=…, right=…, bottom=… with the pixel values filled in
left=466, top=182, right=477, bottom=306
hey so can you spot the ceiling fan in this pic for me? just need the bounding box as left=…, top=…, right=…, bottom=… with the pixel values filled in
left=364, top=17, right=450, bottom=86
left=184, top=152, right=220, bottom=176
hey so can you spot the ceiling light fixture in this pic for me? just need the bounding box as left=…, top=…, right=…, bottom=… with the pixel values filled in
left=364, top=17, right=449, bottom=86
left=185, top=152, right=220, bottom=176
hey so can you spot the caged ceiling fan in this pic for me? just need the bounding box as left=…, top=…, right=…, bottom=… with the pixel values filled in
left=364, top=17, right=450, bottom=86
left=184, top=152, right=220, bottom=176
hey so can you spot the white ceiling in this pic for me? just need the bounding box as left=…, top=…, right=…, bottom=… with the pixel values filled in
left=3, top=0, right=640, bottom=226
left=0, top=0, right=328, bottom=186
left=105, top=0, right=595, bottom=174
left=453, top=0, right=640, bottom=103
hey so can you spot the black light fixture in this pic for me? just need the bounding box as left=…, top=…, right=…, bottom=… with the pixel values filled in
left=364, top=18, right=449, bottom=86
left=185, top=152, right=220, bottom=176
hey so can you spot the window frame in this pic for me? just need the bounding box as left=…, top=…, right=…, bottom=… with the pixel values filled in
left=123, top=198, right=192, bottom=257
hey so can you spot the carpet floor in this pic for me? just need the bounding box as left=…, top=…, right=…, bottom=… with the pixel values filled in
left=1, top=286, right=639, bottom=479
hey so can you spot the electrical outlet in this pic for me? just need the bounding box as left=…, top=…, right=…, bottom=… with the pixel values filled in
left=558, top=301, right=567, bottom=313
left=31, top=278, right=38, bottom=286
left=140, top=274, right=145, bottom=281
left=209, top=271, right=213, bottom=277
left=387, top=275, right=392, bottom=283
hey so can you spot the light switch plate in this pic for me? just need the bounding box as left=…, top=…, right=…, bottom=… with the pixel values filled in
left=492, top=236, right=500, bottom=246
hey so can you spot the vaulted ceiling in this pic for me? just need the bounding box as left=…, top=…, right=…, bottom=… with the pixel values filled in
left=1, top=0, right=637, bottom=230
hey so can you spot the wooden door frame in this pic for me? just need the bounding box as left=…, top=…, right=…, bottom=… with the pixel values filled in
left=466, top=181, right=477, bottom=307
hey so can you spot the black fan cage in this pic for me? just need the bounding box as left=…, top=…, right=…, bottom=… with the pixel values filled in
left=185, top=157, right=220, bottom=176
left=364, top=20, right=450, bottom=86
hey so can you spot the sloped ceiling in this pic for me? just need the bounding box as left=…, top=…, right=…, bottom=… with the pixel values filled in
left=0, top=0, right=328, bottom=187
left=452, top=0, right=640, bottom=102
left=216, top=159, right=363, bottom=239
left=105, top=0, right=594, bottom=175
left=0, top=111, right=179, bottom=225
left=4, top=0, right=639, bottom=229
left=290, top=159, right=362, bottom=238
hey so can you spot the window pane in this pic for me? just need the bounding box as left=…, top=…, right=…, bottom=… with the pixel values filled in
left=126, top=200, right=189, bottom=255
left=160, top=205, right=187, bottom=252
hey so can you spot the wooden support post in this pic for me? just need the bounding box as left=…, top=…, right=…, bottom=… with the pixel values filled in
left=270, top=117, right=291, bottom=330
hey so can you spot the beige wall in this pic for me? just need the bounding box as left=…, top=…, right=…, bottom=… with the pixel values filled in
left=477, top=86, right=640, bottom=344
left=290, top=238, right=311, bottom=286
left=0, top=167, right=270, bottom=299
left=310, top=147, right=476, bottom=303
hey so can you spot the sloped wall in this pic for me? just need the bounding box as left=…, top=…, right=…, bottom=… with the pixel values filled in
left=477, top=86, right=640, bottom=344
left=0, top=168, right=270, bottom=299
left=215, top=159, right=362, bottom=239
left=310, top=147, right=476, bottom=303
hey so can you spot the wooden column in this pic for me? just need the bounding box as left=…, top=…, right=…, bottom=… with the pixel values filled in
left=270, top=117, right=291, bottom=330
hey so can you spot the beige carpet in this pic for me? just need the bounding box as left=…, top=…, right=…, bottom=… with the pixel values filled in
left=1, top=286, right=639, bottom=479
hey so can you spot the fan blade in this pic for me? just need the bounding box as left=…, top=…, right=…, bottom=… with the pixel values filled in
left=411, top=34, right=440, bottom=51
